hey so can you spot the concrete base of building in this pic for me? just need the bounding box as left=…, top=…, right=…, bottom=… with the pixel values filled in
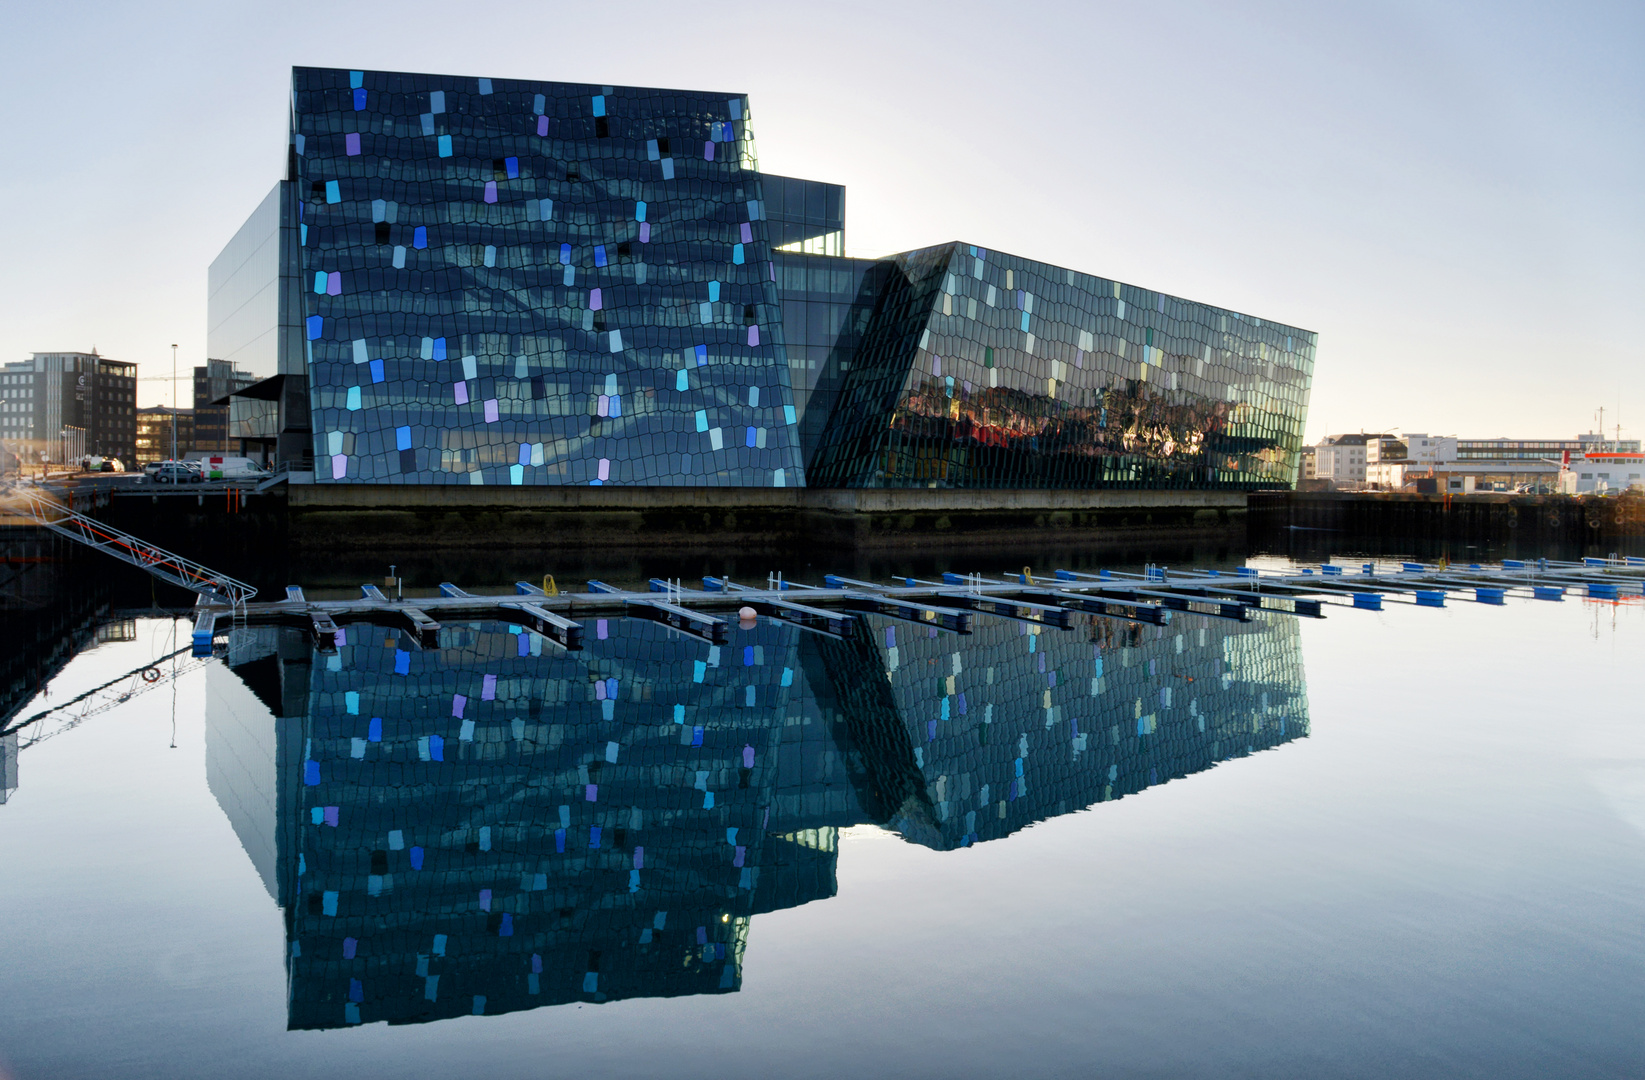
left=284, top=486, right=1248, bottom=552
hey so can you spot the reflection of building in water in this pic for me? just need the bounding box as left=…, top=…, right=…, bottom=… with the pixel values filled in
left=836, top=612, right=1307, bottom=849
left=206, top=607, right=1307, bottom=1029
left=210, top=619, right=831, bottom=1029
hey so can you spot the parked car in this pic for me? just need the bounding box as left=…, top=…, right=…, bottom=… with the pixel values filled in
left=144, top=459, right=197, bottom=480
left=188, top=455, right=270, bottom=480
left=99, top=458, right=122, bottom=473
left=152, top=461, right=204, bottom=484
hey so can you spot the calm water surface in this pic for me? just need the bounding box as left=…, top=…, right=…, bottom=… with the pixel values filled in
left=0, top=562, right=1640, bottom=1079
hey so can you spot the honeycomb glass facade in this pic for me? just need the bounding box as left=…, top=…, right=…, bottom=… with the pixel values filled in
left=207, top=608, right=1308, bottom=1028
left=283, top=66, right=803, bottom=487
left=212, top=66, right=1313, bottom=487
left=804, top=244, right=1316, bottom=489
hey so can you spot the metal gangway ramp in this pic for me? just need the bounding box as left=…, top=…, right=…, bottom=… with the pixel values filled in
left=2, top=482, right=257, bottom=611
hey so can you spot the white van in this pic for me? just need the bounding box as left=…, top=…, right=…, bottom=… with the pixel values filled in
left=187, top=454, right=269, bottom=480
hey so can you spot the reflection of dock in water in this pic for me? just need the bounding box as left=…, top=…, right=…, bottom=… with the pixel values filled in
left=203, top=606, right=1308, bottom=1029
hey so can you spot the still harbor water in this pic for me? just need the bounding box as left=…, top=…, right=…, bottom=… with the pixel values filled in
left=0, top=556, right=1640, bottom=1079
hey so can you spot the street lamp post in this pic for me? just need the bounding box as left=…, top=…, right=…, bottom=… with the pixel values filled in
left=170, top=344, right=178, bottom=462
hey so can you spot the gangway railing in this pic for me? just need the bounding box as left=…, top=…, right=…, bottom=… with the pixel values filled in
left=2, top=483, right=256, bottom=610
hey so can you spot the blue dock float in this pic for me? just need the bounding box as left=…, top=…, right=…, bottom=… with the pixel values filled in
left=191, top=609, right=217, bottom=657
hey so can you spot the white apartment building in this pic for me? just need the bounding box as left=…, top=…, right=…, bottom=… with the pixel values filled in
left=1361, top=432, right=1638, bottom=493
left=1308, top=430, right=1635, bottom=493
left=1306, top=433, right=1395, bottom=488
left=1364, top=433, right=1458, bottom=488
left=1392, top=434, right=1455, bottom=465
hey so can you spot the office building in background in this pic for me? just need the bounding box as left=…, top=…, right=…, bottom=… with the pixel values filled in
left=1, top=351, right=136, bottom=465
left=135, top=406, right=195, bottom=464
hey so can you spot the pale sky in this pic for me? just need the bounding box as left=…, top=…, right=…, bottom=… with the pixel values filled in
left=2, top=0, right=1639, bottom=444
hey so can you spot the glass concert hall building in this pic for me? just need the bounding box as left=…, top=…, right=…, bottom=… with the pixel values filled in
left=209, top=66, right=1314, bottom=489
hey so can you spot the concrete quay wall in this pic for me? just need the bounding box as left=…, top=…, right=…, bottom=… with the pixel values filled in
left=1249, top=489, right=1645, bottom=547
left=284, top=486, right=1248, bottom=552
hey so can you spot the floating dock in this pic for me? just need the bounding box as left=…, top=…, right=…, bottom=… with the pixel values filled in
left=188, top=556, right=1645, bottom=657
left=10, top=481, right=1641, bottom=658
